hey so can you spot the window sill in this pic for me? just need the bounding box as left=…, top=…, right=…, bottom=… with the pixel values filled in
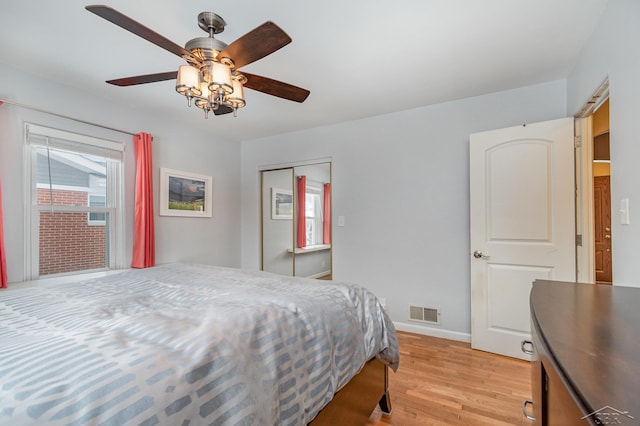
left=287, top=244, right=331, bottom=254
left=9, top=269, right=128, bottom=290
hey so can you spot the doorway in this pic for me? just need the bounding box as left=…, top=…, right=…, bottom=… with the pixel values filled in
left=592, top=99, right=612, bottom=283
left=575, top=80, right=611, bottom=284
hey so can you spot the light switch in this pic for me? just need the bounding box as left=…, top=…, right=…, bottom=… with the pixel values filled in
left=338, top=215, right=345, bottom=227
left=620, top=198, right=630, bottom=225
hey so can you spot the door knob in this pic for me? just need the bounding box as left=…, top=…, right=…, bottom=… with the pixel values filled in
left=473, top=250, right=489, bottom=259
left=605, top=235, right=611, bottom=239
left=605, top=227, right=611, bottom=232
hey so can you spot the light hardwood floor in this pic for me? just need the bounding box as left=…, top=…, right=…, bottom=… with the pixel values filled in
left=367, top=331, right=533, bottom=425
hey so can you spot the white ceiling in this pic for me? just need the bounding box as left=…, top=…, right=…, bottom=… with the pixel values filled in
left=0, top=0, right=608, bottom=141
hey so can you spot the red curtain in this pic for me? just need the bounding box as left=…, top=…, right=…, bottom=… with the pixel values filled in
left=323, top=183, right=331, bottom=245
left=296, top=176, right=306, bottom=248
left=0, top=176, right=7, bottom=288
left=131, top=132, right=155, bottom=268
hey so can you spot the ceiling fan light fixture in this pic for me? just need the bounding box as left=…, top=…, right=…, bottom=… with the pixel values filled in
left=175, top=65, right=201, bottom=105
left=87, top=6, right=309, bottom=119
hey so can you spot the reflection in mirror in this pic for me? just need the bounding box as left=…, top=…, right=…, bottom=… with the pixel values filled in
left=261, top=168, right=294, bottom=276
left=293, top=163, right=331, bottom=278
left=260, top=162, right=331, bottom=279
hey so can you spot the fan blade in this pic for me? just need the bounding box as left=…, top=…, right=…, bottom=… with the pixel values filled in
left=214, top=105, right=234, bottom=115
left=106, top=71, right=178, bottom=86
left=219, top=22, right=292, bottom=69
left=86, top=5, right=193, bottom=59
left=241, top=72, right=310, bottom=103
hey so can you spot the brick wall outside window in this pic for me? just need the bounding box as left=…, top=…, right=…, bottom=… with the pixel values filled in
left=37, top=188, right=107, bottom=275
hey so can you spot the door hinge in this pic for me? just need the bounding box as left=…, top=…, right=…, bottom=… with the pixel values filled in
left=576, top=234, right=583, bottom=246
left=574, top=135, right=582, bottom=149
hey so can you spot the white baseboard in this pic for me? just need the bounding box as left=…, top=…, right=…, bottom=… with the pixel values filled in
left=307, top=270, right=331, bottom=279
left=393, top=321, right=471, bottom=343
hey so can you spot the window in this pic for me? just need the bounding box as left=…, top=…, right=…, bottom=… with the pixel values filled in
left=88, top=194, right=107, bottom=224
left=305, top=184, right=323, bottom=246
left=88, top=169, right=107, bottom=225
left=25, top=124, right=125, bottom=278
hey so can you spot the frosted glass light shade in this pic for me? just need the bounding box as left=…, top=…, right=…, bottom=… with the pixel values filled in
left=195, top=81, right=212, bottom=109
left=208, top=62, right=233, bottom=95
left=175, top=65, right=201, bottom=97
left=227, top=77, right=246, bottom=109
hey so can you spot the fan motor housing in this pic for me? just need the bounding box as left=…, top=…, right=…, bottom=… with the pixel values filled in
left=185, top=37, right=228, bottom=61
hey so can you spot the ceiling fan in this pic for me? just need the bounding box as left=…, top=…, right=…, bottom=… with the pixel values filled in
left=85, top=5, right=310, bottom=117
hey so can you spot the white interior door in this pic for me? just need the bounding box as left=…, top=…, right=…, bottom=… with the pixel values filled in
left=469, top=117, right=576, bottom=360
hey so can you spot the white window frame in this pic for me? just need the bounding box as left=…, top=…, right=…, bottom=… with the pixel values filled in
left=23, top=123, right=126, bottom=280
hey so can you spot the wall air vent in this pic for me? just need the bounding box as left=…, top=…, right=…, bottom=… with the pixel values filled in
left=409, top=305, right=440, bottom=325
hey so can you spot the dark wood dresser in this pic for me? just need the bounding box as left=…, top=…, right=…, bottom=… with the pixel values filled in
left=526, top=280, right=640, bottom=425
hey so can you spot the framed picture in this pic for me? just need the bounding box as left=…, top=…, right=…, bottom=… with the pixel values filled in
left=271, top=187, right=293, bottom=220
left=159, top=168, right=212, bottom=217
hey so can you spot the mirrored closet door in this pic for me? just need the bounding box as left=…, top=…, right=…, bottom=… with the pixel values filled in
left=261, top=162, right=331, bottom=278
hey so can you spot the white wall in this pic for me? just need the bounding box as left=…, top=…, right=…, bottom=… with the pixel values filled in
left=0, top=64, right=242, bottom=283
left=241, top=80, right=567, bottom=339
left=567, top=0, right=640, bottom=287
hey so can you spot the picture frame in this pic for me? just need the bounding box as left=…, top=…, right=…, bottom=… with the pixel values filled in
left=271, top=187, right=293, bottom=220
left=159, top=168, right=212, bottom=217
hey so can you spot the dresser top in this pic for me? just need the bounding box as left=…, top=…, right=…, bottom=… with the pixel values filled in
left=531, top=280, right=640, bottom=420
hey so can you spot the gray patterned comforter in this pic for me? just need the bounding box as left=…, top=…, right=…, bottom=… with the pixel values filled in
left=0, top=263, right=399, bottom=425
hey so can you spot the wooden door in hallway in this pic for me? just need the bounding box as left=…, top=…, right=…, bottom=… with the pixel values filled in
left=594, top=175, right=612, bottom=283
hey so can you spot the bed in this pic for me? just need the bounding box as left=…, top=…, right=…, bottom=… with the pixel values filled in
left=0, top=263, right=399, bottom=425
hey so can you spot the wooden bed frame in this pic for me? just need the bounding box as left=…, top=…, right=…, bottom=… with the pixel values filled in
left=309, top=358, right=392, bottom=425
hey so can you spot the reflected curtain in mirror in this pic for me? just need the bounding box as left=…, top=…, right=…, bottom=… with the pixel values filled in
left=323, top=183, right=331, bottom=245
left=297, top=176, right=306, bottom=248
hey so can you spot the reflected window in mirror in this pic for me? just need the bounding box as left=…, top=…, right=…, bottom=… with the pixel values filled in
left=305, top=184, right=323, bottom=246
